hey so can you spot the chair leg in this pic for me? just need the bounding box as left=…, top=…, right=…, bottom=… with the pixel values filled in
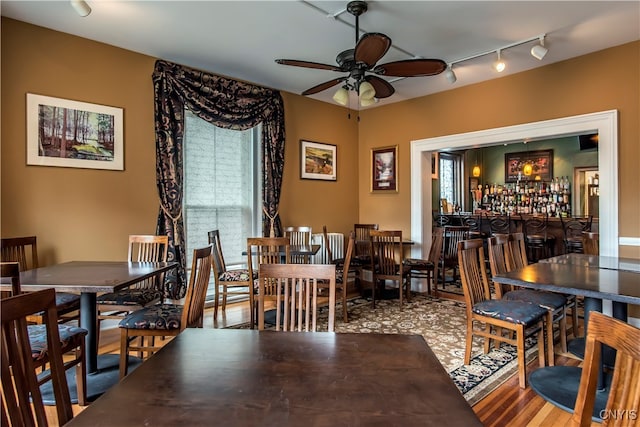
left=516, top=324, right=527, bottom=389
left=545, top=311, right=555, bottom=366
left=559, top=307, right=568, bottom=354
left=75, top=343, right=87, bottom=406
left=213, top=284, right=220, bottom=321
left=119, top=329, right=130, bottom=379
left=465, top=319, right=474, bottom=365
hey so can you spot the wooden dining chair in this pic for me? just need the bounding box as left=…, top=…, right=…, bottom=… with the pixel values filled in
left=560, top=215, right=593, bottom=254
left=0, top=262, right=88, bottom=408
left=1, top=236, right=81, bottom=325
left=97, top=235, right=169, bottom=331
left=246, top=237, right=290, bottom=329
left=457, top=239, right=549, bottom=389
left=334, top=231, right=356, bottom=323
left=370, top=230, right=411, bottom=310
left=403, top=227, right=442, bottom=297
left=571, top=312, right=640, bottom=426
left=487, top=234, right=567, bottom=363
left=257, top=263, right=336, bottom=332
left=118, top=245, right=212, bottom=378
left=209, top=230, right=253, bottom=324
left=284, top=226, right=312, bottom=263
left=581, top=231, right=599, bottom=255
left=439, top=225, right=469, bottom=289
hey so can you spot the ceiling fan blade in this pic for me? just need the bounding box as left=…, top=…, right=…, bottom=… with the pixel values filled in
left=354, top=33, right=392, bottom=68
left=374, top=58, right=447, bottom=77
left=276, top=59, right=342, bottom=72
left=364, top=75, right=395, bottom=98
left=301, top=77, right=347, bottom=95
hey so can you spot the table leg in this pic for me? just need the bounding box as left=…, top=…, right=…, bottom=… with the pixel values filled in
left=80, top=292, right=98, bottom=373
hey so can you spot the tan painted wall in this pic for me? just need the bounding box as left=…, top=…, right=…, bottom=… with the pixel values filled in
left=358, top=41, right=640, bottom=256
left=2, top=18, right=638, bottom=268
left=1, top=18, right=358, bottom=264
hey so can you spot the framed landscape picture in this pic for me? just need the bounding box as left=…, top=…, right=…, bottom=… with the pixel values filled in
left=505, top=149, right=553, bottom=182
left=300, top=140, right=337, bottom=181
left=26, top=93, right=124, bottom=170
left=371, top=145, right=398, bottom=192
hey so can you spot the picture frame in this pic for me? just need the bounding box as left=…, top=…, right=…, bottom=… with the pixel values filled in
left=371, top=145, right=398, bottom=192
left=431, top=152, right=439, bottom=179
left=505, top=149, right=553, bottom=182
left=300, top=140, right=337, bottom=181
left=27, top=94, right=124, bottom=170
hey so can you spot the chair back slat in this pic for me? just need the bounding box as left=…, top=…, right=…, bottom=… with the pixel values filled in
left=208, top=230, right=227, bottom=275
left=127, top=235, right=169, bottom=290
left=509, top=232, right=529, bottom=269
left=487, top=235, right=512, bottom=298
left=1, top=236, right=39, bottom=271
left=181, top=245, right=213, bottom=329
left=457, top=239, right=491, bottom=309
left=370, top=230, right=403, bottom=276
left=572, top=312, right=640, bottom=426
left=258, top=263, right=336, bottom=332
left=1, top=263, right=74, bottom=426
left=284, top=226, right=312, bottom=263
left=354, top=224, right=378, bottom=259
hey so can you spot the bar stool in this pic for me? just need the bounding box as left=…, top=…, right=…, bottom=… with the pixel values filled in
left=522, top=215, right=555, bottom=262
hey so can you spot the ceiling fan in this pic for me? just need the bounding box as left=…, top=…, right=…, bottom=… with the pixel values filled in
left=275, top=1, right=446, bottom=105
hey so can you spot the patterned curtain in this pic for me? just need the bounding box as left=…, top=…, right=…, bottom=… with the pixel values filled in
left=153, top=60, right=285, bottom=299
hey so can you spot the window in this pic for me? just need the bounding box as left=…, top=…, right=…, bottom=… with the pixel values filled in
left=439, top=152, right=463, bottom=211
left=183, top=110, right=261, bottom=300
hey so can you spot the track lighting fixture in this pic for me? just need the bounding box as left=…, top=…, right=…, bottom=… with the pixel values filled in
left=444, top=64, right=457, bottom=84
left=494, top=50, right=506, bottom=72
left=70, top=0, right=91, bottom=17
left=444, top=33, right=548, bottom=84
left=531, top=36, right=548, bottom=60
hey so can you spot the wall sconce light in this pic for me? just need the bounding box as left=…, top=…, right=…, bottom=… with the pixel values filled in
left=70, top=0, right=91, bottom=17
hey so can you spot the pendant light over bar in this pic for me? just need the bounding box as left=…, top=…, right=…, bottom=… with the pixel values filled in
left=445, top=34, right=548, bottom=84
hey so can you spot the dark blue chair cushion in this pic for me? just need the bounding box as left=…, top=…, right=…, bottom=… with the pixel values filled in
left=54, top=292, right=81, bottom=310
left=97, top=289, right=162, bottom=306
left=118, top=304, right=183, bottom=330
left=28, top=324, right=88, bottom=361
left=473, top=299, right=547, bottom=326
left=504, top=290, right=567, bottom=310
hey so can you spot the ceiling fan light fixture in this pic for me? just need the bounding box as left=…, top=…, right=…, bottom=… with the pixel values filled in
left=70, top=0, right=91, bottom=17
left=531, top=36, right=548, bottom=60
left=493, top=50, right=506, bottom=72
left=332, top=87, right=349, bottom=106
left=360, top=97, right=377, bottom=107
left=358, top=80, right=375, bottom=101
left=444, top=64, right=457, bottom=84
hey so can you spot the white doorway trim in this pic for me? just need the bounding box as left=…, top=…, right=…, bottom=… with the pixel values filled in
left=410, top=110, right=619, bottom=269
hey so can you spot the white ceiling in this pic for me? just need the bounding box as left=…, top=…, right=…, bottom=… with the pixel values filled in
left=2, top=1, right=639, bottom=109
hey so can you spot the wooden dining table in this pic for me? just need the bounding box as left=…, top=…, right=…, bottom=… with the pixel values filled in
left=0, top=260, right=178, bottom=402
left=492, top=253, right=640, bottom=421
left=66, top=328, right=481, bottom=426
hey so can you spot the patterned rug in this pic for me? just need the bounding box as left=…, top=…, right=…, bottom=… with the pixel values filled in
left=234, top=293, right=539, bottom=406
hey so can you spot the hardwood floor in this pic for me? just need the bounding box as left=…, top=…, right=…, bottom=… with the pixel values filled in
left=53, top=298, right=596, bottom=427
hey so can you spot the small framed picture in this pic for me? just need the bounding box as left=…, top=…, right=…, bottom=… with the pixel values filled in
left=431, top=152, right=439, bottom=179
left=26, top=93, right=124, bottom=170
left=300, top=140, right=337, bottom=181
left=371, top=145, right=398, bottom=192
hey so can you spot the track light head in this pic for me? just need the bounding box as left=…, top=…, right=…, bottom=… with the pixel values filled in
left=493, top=50, right=506, bottom=73
left=444, top=65, right=457, bottom=84
left=70, top=0, right=91, bottom=17
left=531, top=36, right=548, bottom=60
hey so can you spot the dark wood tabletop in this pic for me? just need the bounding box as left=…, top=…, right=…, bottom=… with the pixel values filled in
left=66, top=329, right=481, bottom=427
left=243, top=244, right=321, bottom=256
left=492, top=259, right=640, bottom=305
left=540, top=253, right=640, bottom=273
left=1, top=261, right=178, bottom=382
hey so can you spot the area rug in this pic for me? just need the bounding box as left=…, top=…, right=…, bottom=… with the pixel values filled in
left=232, top=294, right=539, bottom=406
